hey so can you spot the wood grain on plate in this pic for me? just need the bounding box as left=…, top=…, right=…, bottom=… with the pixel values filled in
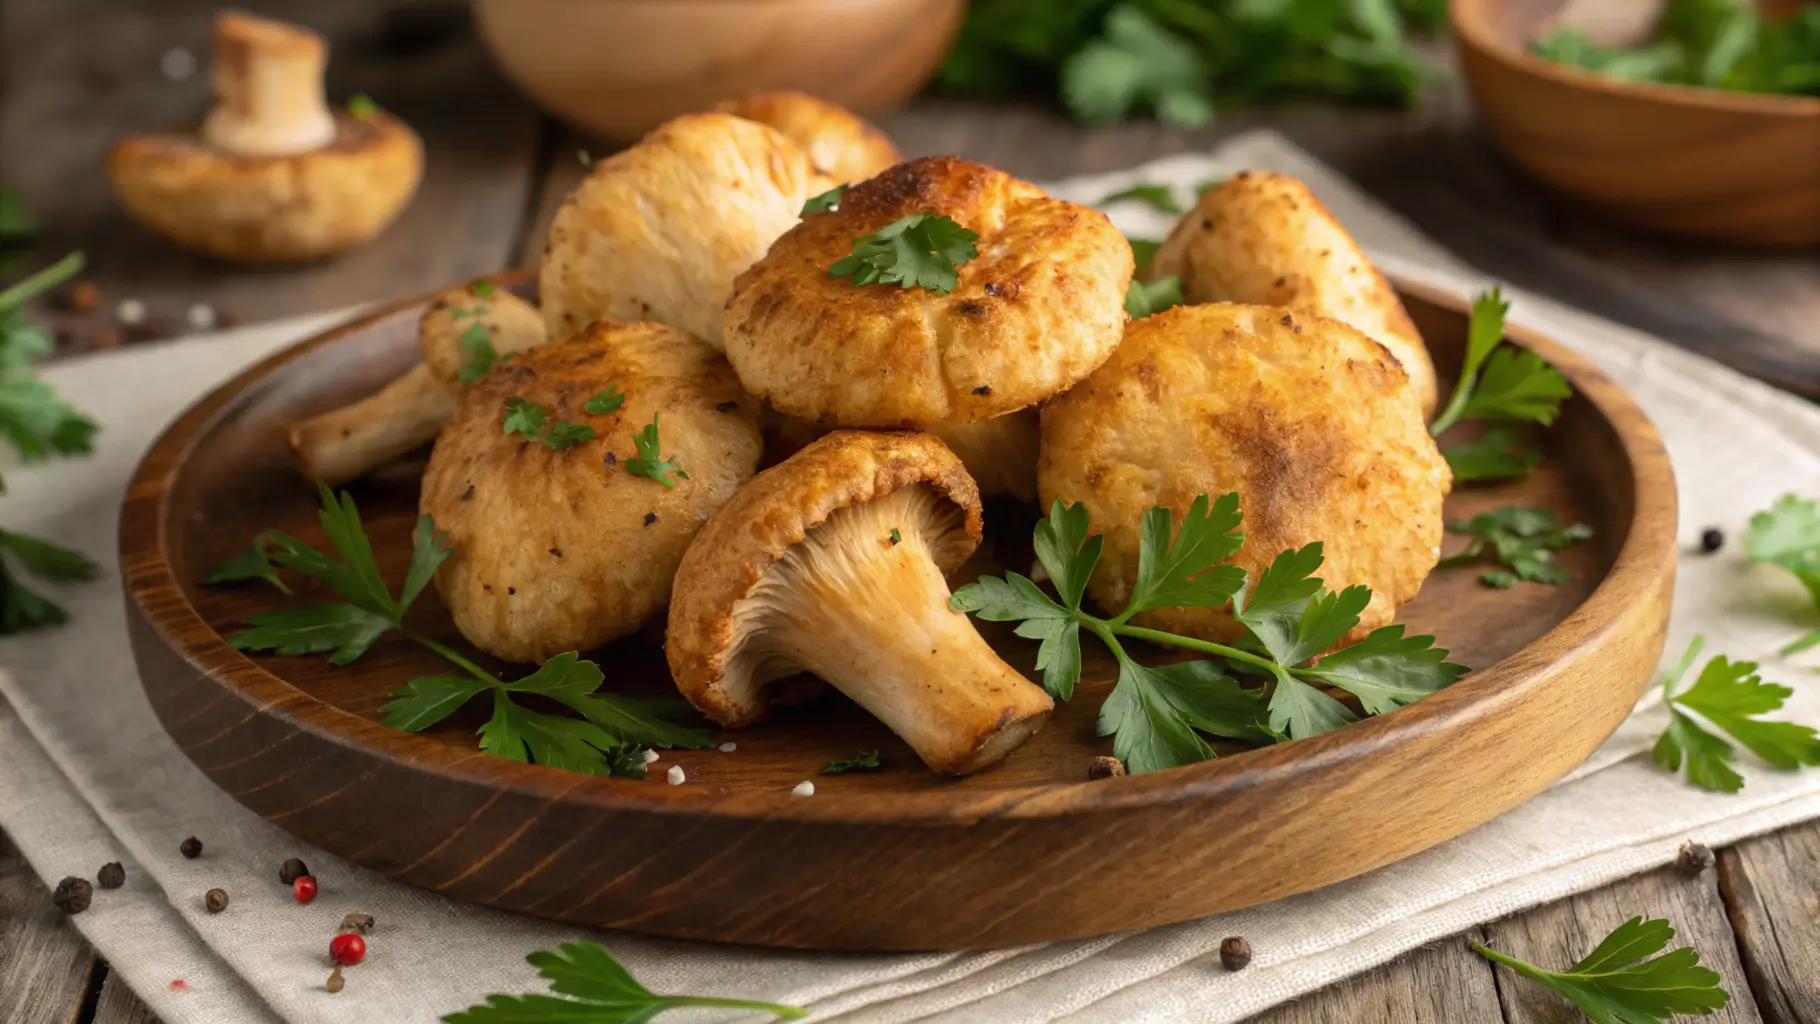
left=118, top=276, right=1677, bottom=950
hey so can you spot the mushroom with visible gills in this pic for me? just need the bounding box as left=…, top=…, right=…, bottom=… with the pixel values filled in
left=667, top=430, right=1054, bottom=775
left=107, top=11, right=422, bottom=262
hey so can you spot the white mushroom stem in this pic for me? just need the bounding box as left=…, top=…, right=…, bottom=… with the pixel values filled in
left=288, top=363, right=454, bottom=484
left=732, top=486, right=1053, bottom=775
left=202, top=12, right=337, bottom=157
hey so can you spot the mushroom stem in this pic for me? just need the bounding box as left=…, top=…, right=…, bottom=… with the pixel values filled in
left=202, top=11, right=337, bottom=156
left=736, top=485, right=1052, bottom=774
left=288, top=363, right=453, bottom=484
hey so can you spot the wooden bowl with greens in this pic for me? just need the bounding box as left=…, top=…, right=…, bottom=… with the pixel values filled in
left=1453, top=0, right=1820, bottom=245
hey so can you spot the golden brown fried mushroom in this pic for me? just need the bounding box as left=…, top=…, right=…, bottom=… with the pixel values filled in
left=539, top=113, right=833, bottom=347
left=667, top=431, right=1053, bottom=775
left=765, top=410, right=1039, bottom=500
left=715, top=91, right=902, bottom=183
left=724, top=156, right=1133, bottom=427
left=107, top=12, right=421, bottom=262
left=422, top=320, right=761, bottom=663
left=1039, top=303, right=1448, bottom=646
left=1148, top=171, right=1437, bottom=413
left=288, top=284, right=545, bottom=485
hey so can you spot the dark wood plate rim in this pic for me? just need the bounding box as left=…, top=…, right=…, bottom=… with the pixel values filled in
left=121, top=273, right=1678, bottom=826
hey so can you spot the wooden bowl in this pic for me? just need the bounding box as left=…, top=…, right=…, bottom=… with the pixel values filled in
left=121, top=276, right=1676, bottom=950
left=471, top=0, right=965, bottom=141
left=1453, top=0, right=1820, bottom=246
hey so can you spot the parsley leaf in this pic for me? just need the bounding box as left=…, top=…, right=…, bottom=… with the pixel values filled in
left=823, top=750, right=881, bottom=774
left=1443, top=424, right=1544, bottom=482
left=801, top=185, right=846, bottom=215
left=347, top=93, right=379, bottom=120
left=624, top=412, right=687, bottom=487
left=203, top=531, right=291, bottom=594
left=1532, top=0, right=1820, bottom=99
left=542, top=420, right=595, bottom=450
left=829, top=213, right=980, bottom=294
left=1429, top=288, right=1571, bottom=437
left=1744, top=493, right=1820, bottom=653
left=1061, top=5, right=1213, bottom=129
left=230, top=603, right=394, bottom=666
left=444, top=940, right=806, bottom=1023
left=1128, top=236, right=1161, bottom=271
left=1125, top=275, right=1182, bottom=318
left=0, top=253, right=96, bottom=469
left=0, top=528, right=100, bottom=633
left=380, top=676, right=489, bottom=733
left=1651, top=636, right=1820, bottom=793
left=1123, top=493, right=1245, bottom=619
left=502, top=398, right=548, bottom=441
left=1472, top=916, right=1729, bottom=1024
left=456, top=322, right=496, bottom=384
left=1439, top=507, right=1592, bottom=588
left=584, top=386, right=626, bottom=415
left=1097, top=183, right=1183, bottom=214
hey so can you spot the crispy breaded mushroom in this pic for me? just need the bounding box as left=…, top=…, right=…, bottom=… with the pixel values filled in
left=766, top=410, right=1040, bottom=500
left=539, top=113, right=832, bottom=348
left=715, top=91, right=902, bottom=183
left=1039, top=303, right=1449, bottom=647
left=107, top=12, right=421, bottom=262
left=288, top=283, right=545, bottom=485
left=1148, top=171, right=1437, bottom=413
left=422, top=320, right=761, bottom=663
left=667, top=431, right=1053, bottom=775
left=724, top=156, right=1133, bottom=427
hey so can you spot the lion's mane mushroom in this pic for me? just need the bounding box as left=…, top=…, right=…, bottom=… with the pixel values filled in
left=667, top=430, right=1053, bottom=775
left=1039, top=303, right=1449, bottom=647
left=422, top=320, right=761, bottom=663
left=107, top=11, right=421, bottom=262
left=723, top=156, right=1132, bottom=429
left=289, top=283, right=545, bottom=485
left=539, top=113, right=832, bottom=348
left=1147, top=171, right=1437, bottom=413
left=715, top=91, right=902, bottom=183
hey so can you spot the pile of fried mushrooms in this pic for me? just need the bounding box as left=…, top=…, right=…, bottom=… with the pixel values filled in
left=288, top=92, right=1449, bottom=777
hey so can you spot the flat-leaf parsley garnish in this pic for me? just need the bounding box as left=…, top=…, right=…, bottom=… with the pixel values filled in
left=1471, top=916, right=1729, bottom=1023
left=624, top=413, right=688, bottom=487
left=444, top=940, right=805, bottom=1023
left=1651, top=635, right=1820, bottom=793
left=829, top=213, right=980, bottom=295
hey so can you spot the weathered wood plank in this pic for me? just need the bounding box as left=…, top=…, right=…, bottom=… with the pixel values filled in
left=91, top=964, right=161, bottom=1024
left=1250, top=931, right=1506, bottom=1023
left=1719, top=821, right=1820, bottom=1024
left=1481, top=862, right=1762, bottom=1023
left=0, top=831, right=99, bottom=1024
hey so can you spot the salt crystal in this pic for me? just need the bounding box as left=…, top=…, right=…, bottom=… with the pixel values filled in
left=186, top=303, right=216, bottom=330
left=642, top=749, right=660, bottom=764
left=791, top=780, right=815, bottom=797
left=717, top=742, right=737, bottom=753
left=666, top=765, right=685, bottom=786
left=116, top=298, right=147, bottom=325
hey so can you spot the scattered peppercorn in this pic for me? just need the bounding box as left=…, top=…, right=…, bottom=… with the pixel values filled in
left=1219, top=936, right=1252, bottom=971
left=340, top=912, right=375, bottom=934
left=643, top=512, right=657, bottom=526
left=1088, top=755, right=1126, bottom=780
left=1699, top=529, right=1724, bottom=554
left=1678, top=841, right=1715, bottom=876
left=325, top=966, right=345, bottom=994
left=279, top=857, right=310, bottom=885
left=179, top=836, right=203, bottom=859
left=293, top=875, right=319, bottom=904
left=97, top=862, right=125, bottom=889
left=972, top=385, right=992, bottom=396
left=205, top=887, right=229, bottom=913
left=330, top=932, right=367, bottom=966
left=52, top=876, right=93, bottom=914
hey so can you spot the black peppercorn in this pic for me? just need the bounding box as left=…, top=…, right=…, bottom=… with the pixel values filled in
left=1220, top=936, right=1252, bottom=971
left=179, top=836, right=203, bottom=859
left=279, top=857, right=310, bottom=885
left=643, top=512, right=657, bottom=526
left=97, top=862, right=125, bottom=889
left=52, top=876, right=92, bottom=915
left=205, top=887, right=229, bottom=913
left=1678, top=841, right=1715, bottom=875
left=1699, top=528, right=1724, bottom=554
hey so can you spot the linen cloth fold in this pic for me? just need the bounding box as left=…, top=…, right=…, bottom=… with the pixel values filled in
left=3, top=131, right=1818, bottom=1024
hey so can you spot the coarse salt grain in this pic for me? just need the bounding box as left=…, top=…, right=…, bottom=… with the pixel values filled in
left=642, top=748, right=660, bottom=764
left=717, top=742, right=737, bottom=753
left=666, top=765, right=685, bottom=786
left=116, top=298, right=147, bottom=325
left=186, top=303, right=217, bottom=330
left=792, top=781, right=815, bottom=797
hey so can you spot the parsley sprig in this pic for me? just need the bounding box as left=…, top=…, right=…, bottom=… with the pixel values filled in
left=445, top=941, right=805, bottom=1023
left=951, top=495, right=1466, bottom=774
left=503, top=398, right=595, bottom=451
left=1439, top=507, right=1593, bottom=588
left=1097, top=183, right=1183, bottom=214
left=829, top=213, right=980, bottom=295
left=1472, top=916, right=1729, bottom=1024
left=800, top=185, right=845, bottom=215
left=822, top=750, right=880, bottom=774
left=1429, top=289, right=1572, bottom=439
left=624, top=413, right=687, bottom=487
left=1744, top=493, right=1820, bottom=654
left=1125, top=275, right=1182, bottom=318
left=1651, top=636, right=1820, bottom=794
left=214, top=485, right=710, bottom=775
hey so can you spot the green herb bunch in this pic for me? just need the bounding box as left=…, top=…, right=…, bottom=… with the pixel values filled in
left=1533, top=0, right=1820, bottom=99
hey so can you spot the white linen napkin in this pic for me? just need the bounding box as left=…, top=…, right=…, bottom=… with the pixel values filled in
left=3, top=131, right=1818, bottom=1024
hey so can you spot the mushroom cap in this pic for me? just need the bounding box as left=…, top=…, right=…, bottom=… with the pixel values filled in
left=714, top=91, right=902, bottom=183
left=1038, top=303, right=1449, bottom=645
left=724, top=156, right=1134, bottom=426
left=765, top=410, right=1038, bottom=500
left=1148, top=170, right=1437, bottom=413
left=538, top=112, right=833, bottom=348
left=106, top=113, right=422, bottom=262
left=419, top=284, right=548, bottom=393
left=421, top=319, right=762, bottom=663
left=667, top=430, right=982, bottom=724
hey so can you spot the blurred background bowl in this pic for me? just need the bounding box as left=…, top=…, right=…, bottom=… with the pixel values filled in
left=473, top=0, right=967, bottom=142
left=1453, top=0, right=1820, bottom=246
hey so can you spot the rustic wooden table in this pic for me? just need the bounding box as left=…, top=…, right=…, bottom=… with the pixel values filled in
left=3, top=2, right=1817, bottom=1022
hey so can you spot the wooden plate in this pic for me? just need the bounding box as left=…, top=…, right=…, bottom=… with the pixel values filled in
left=121, top=277, right=1677, bottom=951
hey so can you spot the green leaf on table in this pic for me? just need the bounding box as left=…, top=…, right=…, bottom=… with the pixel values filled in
left=1302, top=625, right=1469, bottom=715
left=1443, top=424, right=1545, bottom=482
left=1124, top=275, right=1182, bottom=318
left=1744, top=493, right=1820, bottom=653
left=829, top=213, right=980, bottom=295
left=381, top=676, right=489, bottom=733
left=1651, top=637, right=1820, bottom=793
left=1440, top=507, right=1592, bottom=588
left=1458, top=347, right=1572, bottom=425
left=203, top=532, right=290, bottom=594
left=1472, top=916, right=1729, bottom=1024
left=1098, top=657, right=1272, bottom=774
left=400, top=516, right=453, bottom=612
left=228, top=603, right=395, bottom=666
left=1033, top=499, right=1102, bottom=612
left=823, top=750, right=881, bottom=774
left=1097, top=183, right=1183, bottom=214
left=0, top=529, right=99, bottom=582
left=444, top=940, right=807, bottom=1023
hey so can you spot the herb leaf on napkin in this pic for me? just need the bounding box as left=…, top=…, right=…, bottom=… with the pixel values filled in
left=1472, top=915, right=1730, bottom=1023
left=444, top=940, right=807, bottom=1023
left=1651, top=635, right=1820, bottom=793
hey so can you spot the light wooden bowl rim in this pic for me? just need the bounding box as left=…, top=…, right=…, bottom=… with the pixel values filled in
left=1451, top=0, right=1820, bottom=117
left=122, top=273, right=1677, bottom=827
